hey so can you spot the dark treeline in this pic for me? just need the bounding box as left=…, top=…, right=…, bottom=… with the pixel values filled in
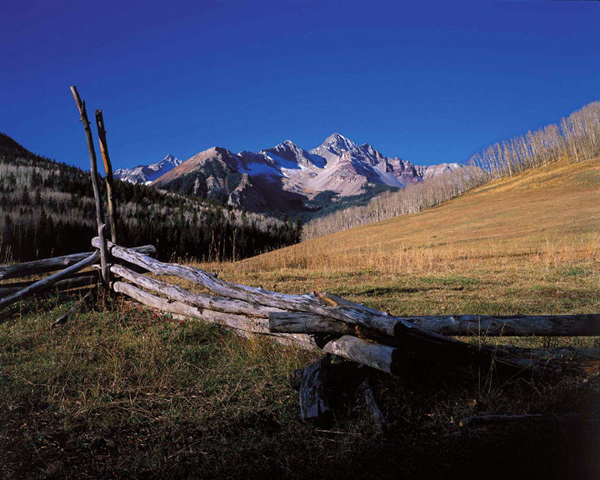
left=0, top=133, right=301, bottom=263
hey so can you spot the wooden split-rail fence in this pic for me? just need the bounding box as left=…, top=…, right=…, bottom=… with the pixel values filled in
left=1, top=86, right=599, bottom=423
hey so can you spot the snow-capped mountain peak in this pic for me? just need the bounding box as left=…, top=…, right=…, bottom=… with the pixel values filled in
left=263, top=140, right=326, bottom=169
left=114, top=154, right=182, bottom=184
left=320, top=133, right=359, bottom=154
left=126, top=135, right=462, bottom=214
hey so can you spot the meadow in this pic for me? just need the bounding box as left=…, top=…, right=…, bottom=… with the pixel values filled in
left=1, top=157, right=598, bottom=479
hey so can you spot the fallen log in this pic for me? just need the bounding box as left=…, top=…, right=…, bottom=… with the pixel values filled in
left=323, top=336, right=399, bottom=375
left=0, top=252, right=100, bottom=313
left=0, top=271, right=98, bottom=297
left=403, top=314, right=600, bottom=337
left=0, top=245, right=155, bottom=281
left=459, top=414, right=543, bottom=428
left=315, top=292, right=600, bottom=337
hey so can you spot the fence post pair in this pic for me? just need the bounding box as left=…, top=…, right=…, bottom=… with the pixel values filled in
left=70, top=86, right=118, bottom=287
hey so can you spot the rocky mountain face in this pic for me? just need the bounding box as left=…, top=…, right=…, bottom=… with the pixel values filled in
left=149, top=134, right=462, bottom=213
left=114, top=154, right=182, bottom=184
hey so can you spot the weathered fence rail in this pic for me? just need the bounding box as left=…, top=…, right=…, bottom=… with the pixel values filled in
left=94, top=237, right=598, bottom=377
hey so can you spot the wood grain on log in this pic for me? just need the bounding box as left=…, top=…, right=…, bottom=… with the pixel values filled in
left=323, top=336, right=398, bottom=375
left=402, top=314, right=600, bottom=337
left=269, top=311, right=355, bottom=335
left=112, top=281, right=270, bottom=334
left=111, top=264, right=283, bottom=318
left=95, top=109, right=118, bottom=243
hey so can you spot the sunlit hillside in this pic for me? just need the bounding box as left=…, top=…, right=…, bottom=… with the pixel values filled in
left=202, top=157, right=600, bottom=318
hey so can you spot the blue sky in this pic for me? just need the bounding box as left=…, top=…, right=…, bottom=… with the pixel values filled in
left=1, top=0, right=599, bottom=169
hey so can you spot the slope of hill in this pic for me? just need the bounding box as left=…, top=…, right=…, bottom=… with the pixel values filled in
left=245, top=157, right=600, bottom=271
left=151, top=133, right=461, bottom=214
left=301, top=101, right=600, bottom=240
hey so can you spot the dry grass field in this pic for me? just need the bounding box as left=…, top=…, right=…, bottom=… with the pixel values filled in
left=1, top=158, right=599, bottom=479
left=198, top=158, right=600, bottom=325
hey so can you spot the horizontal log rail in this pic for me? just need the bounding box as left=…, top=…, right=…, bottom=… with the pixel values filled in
left=398, top=314, right=600, bottom=337
left=110, top=263, right=284, bottom=318
left=270, top=312, right=600, bottom=337
left=112, top=281, right=272, bottom=335
left=0, top=272, right=99, bottom=298
left=0, top=245, right=156, bottom=281
left=97, top=239, right=584, bottom=378
left=0, top=252, right=100, bottom=312
left=0, top=245, right=157, bottom=315
left=0, top=252, right=98, bottom=281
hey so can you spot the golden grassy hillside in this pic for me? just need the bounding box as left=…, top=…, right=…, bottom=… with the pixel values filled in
left=199, top=158, right=600, bottom=321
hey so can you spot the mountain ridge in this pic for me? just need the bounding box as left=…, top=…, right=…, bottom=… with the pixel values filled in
left=114, top=154, right=182, bottom=184
left=148, top=133, right=461, bottom=213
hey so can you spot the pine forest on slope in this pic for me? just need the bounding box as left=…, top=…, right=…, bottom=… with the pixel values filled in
left=0, top=133, right=301, bottom=263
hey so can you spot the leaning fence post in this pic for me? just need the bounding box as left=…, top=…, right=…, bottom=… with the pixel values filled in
left=70, top=86, right=110, bottom=286
left=95, top=109, right=118, bottom=243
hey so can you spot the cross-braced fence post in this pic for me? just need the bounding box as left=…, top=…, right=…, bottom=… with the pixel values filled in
left=70, top=85, right=110, bottom=287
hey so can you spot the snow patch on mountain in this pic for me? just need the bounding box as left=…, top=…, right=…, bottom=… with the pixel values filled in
left=114, top=154, right=183, bottom=184
left=148, top=134, right=464, bottom=213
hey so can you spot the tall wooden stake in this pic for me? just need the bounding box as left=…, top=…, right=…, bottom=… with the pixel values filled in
left=70, top=86, right=110, bottom=286
left=95, top=109, right=118, bottom=243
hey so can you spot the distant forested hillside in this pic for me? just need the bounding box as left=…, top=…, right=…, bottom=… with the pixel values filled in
left=0, top=133, right=301, bottom=262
